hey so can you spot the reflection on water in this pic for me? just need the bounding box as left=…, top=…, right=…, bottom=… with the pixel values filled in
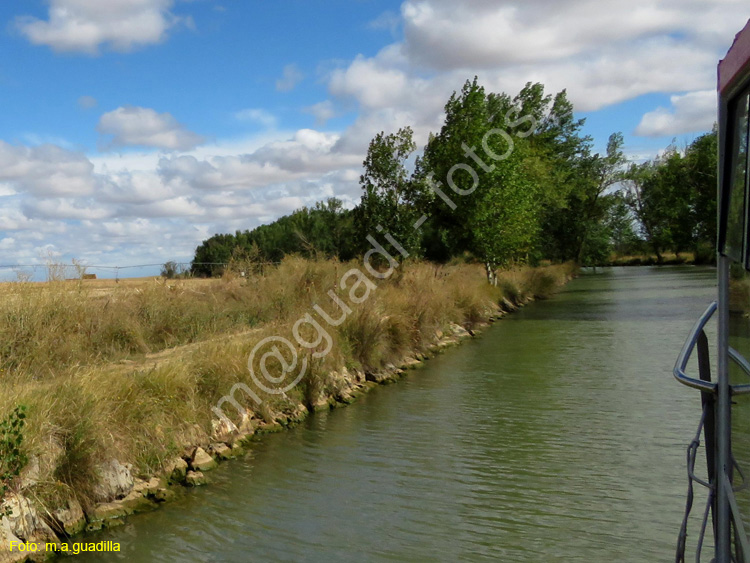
left=75, top=267, right=717, bottom=562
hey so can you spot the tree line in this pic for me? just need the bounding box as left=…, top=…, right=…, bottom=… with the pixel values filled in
left=191, top=79, right=717, bottom=280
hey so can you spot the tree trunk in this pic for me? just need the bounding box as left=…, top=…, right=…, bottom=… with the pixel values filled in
left=652, top=242, right=663, bottom=264
left=576, top=234, right=586, bottom=265
left=485, top=262, right=497, bottom=286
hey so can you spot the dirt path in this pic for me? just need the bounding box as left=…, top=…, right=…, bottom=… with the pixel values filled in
left=107, top=326, right=262, bottom=376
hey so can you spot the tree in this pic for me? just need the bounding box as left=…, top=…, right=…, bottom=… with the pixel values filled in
left=572, top=133, right=627, bottom=263
left=624, top=161, right=666, bottom=261
left=161, top=261, right=179, bottom=279
left=605, top=192, right=642, bottom=256
left=622, top=129, right=717, bottom=261
left=412, top=79, right=553, bottom=282
left=531, top=89, right=599, bottom=263
left=307, top=198, right=358, bottom=261
left=355, top=127, right=420, bottom=259
left=192, top=233, right=235, bottom=276
left=194, top=79, right=707, bottom=275
left=684, top=128, right=718, bottom=251
left=192, top=198, right=359, bottom=276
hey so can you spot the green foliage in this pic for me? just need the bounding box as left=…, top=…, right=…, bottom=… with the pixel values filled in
left=414, top=79, right=550, bottom=277
left=51, top=403, right=100, bottom=508
left=622, top=129, right=717, bottom=261
left=694, top=241, right=716, bottom=265
left=189, top=78, right=716, bottom=274
left=356, top=127, right=421, bottom=259
left=579, top=214, right=613, bottom=266
left=515, top=88, right=619, bottom=264
left=191, top=198, right=357, bottom=276
left=684, top=129, right=718, bottom=249
left=191, top=79, right=617, bottom=280
left=246, top=198, right=358, bottom=262
left=0, top=405, right=27, bottom=514
left=192, top=232, right=236, bottom=277
left=605, top=193, right=642, bottom=256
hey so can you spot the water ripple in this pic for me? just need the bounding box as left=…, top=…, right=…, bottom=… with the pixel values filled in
left=75, top=267, right=717, bottom=562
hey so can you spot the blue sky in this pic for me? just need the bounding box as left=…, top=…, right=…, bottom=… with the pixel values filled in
left=0, top=0, right=745, bottom=279
left=0, top=0, right=387, bottom=149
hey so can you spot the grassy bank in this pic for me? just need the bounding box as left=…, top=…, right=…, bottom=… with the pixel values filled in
left=0, top=258, right=575, bottom=553
left=599, top=251, right=702, bottom=267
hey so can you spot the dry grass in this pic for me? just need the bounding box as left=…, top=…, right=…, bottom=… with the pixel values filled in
left=606, top=251, right=694, bottom=266
left=0, top=258, right=575, bottom=505
left=0, top=277, right=264, bottom=377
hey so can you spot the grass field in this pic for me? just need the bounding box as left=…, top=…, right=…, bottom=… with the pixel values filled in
left=0, top=257, right=575, bottom=509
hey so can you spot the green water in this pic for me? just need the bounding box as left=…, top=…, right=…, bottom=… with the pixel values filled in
left=75, top=266, right=717, bottom=562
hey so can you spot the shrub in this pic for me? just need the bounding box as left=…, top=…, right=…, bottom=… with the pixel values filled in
left=340, top=303, right=386, bottom=372
left=161, top=261, right=180, bottom=279
left=694, top=243, right=716, bottom=265
left=526, top=270, right=558, bottom=300
left=0, top=406, right=27, bottom=514
left=499, top=279, right=521, bottom=305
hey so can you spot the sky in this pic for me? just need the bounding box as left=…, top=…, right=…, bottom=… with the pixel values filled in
left=0, top=0, right=746, bottom=279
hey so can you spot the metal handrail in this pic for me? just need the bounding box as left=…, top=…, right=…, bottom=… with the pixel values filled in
left=728, top=347, right=750, bottom=395
left=674, top=302, right=750, bottom=562
left=724, top=471, right=750, bottom=562
left=674, top=301, right=719, bottom=393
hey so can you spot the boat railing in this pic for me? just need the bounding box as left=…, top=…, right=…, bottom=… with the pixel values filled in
left=673, top=300, right=750, bottom=395
left=673, top=300, right=750, bottom=563
left=673, top=301, right=718, bottom=393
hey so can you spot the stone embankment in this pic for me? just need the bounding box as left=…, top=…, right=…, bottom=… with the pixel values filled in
left=0, top=289, right=548, bottom=562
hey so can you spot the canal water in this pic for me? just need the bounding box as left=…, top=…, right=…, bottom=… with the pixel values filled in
left=76, top=266, right=717, bottom=562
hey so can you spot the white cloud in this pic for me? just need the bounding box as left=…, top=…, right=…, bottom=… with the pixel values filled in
left=99, top=170, right=175, bottom=204
left=322, top=0, right=742, bottom=137
left=158, top=129, right=360, bottom=191
left=125, top=197, right=203, bottom=218
left=0, top=207, right=32, bottom=232
left=304, top=101, right=336, bottom=126
left=367, top=11, right=401, bottom=35
left=0, top=141, right=99, bottom=197
left=276, top=63, right=304, bottom=92
left=235, top=108, right=277, bottom=129
left=400, top=0, right=741, bottom=71
left=78, top=95, right=98, bottom=109
left=16, top=0, right=181, bottom=55
left=95, top=217, right=164, bottom=239
left=480, top=38, right=718, bottom=112
left=97, top=106, right=204, bottom=151
left=0, top=120, right=370, bottom=270
left=635, top=90, right=717, bottom=137
left=0, top=184, right=17, bottom=197
left=23, top=198, right=114, bottom=220
left=329, top=47, right=416, bottom=110
left=4, top=0, right=743, bottom=271
left=250, top=129, right=359, bottom=173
